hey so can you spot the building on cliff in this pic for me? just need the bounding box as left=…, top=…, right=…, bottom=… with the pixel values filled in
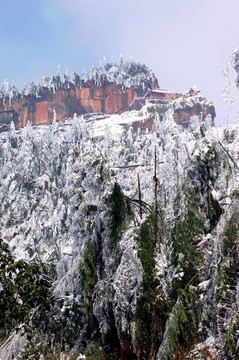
left=129, top=86, right=215, bottom=128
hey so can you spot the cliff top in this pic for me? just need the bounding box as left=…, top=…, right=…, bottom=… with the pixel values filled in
left=0, top=60, right=157, bottom=101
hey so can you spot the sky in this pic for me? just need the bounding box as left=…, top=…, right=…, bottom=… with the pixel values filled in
left=0, top=0, right=239, bottom=126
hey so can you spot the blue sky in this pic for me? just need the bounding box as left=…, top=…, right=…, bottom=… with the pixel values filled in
left=0, top=0, right=239, bottom=125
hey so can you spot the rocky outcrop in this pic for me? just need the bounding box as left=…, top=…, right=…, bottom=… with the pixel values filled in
left=0, top=61, right=216, bottom=131
left=0, top=84, right=216, bottom=132
left=0, top=82, right=146, bottom=130
left=141, top=96, right=216, bottom=130
left=173, top=100, right=216, bottom=127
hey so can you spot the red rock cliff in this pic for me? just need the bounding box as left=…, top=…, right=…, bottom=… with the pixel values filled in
left=0, top=63, right=216, bottom=131
left=0, top=81, right=148, bottom=130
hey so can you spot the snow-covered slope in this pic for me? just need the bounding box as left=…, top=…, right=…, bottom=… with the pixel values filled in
left=1, top=104, right=239, bottom=359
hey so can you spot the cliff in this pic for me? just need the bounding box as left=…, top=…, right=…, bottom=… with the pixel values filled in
left=0, top=62, right=215, bottom=131
left=0, top=82, right=148, bottom=130
left=0, top=62, right=156, bottom=130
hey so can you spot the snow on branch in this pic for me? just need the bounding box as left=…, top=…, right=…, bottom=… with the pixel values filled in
left=0, top=60, right=155, bottom=101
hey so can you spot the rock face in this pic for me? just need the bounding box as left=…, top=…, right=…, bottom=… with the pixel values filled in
left=0, top=82, right=146, bottom=130
left=173, top=100, right=216, bottom=127
left=0, top=62, right=216, bottom=131
left=0, top=82, right=216, bottom=131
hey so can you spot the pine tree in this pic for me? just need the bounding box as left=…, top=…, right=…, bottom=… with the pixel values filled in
left=0, top=239, right=53, bottom=339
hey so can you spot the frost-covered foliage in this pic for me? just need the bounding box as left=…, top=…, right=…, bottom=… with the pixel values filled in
left=222, top=47, right=239, bottom=107
left=0, top=80, right=18, bottom=105
left=233, top=48, right=239, bottom=89
left=80, top=60, right=155, bottom=88
left=0, top=60, right=155, bottom=102
left=1, top=105, right=239, bottom=358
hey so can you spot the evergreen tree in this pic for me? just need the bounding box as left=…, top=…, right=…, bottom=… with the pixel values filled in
left=0, top=239, right=53, bottom=339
